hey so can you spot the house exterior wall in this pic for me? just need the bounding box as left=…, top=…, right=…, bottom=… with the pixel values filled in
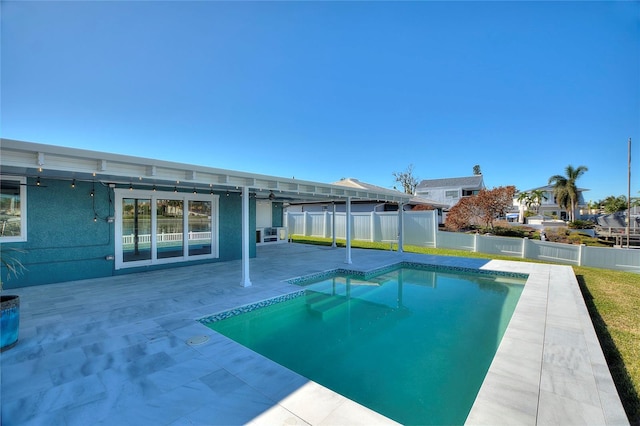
left=415, top=186, right=464, bottom=209
left=271, top=203, right=283, bottom=227
left=208, top=189, right=255, bottom=263
left=415, top=176, right=485, bottom=210
left=0, top=177, right=253, bottom=289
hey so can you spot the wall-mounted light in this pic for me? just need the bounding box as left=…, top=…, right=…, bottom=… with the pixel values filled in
left=193, top=188, right=197, bottom=194
left=129, top=183, right=133, bottom=191
left=153, top=185, right=157, bottom=192
left=226, top=191, right=229, bottom=197
left=36, top=177, right=41, bottom=186
left=174, top=186, right=178, bottom=193
left=71, top=179, right=76, bottom=188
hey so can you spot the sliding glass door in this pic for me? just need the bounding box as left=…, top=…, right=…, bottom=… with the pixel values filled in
left=115, top=189, right=218, bottom=269
left=188, top=200, right=212, bottom=256
left=122, top=198, right=152, bottom=263
left=156, top=199, right=184, bottom=259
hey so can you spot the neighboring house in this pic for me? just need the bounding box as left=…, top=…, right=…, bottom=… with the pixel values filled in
left=414, top=175, right=485, bottom=209
left=0, top=139, right=410, bottom=288
left=513, top=185, right=589, bottom=222
left=285, top=178, right=447, bottom=216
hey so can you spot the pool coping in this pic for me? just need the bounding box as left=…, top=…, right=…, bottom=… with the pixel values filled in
left=468, top=260, right=628, bottom=425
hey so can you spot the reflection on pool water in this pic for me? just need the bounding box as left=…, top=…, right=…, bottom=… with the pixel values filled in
left=202, top=264, right=526, bottom=425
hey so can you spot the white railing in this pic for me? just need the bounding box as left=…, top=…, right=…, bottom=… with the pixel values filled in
left=122, top=232, right=212, bottom=245
left=284, top=211, right=640, bottom=273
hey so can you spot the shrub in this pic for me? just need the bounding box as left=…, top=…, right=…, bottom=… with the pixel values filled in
left=485, top=225, right=536, bottom=238
left=569, top=220, right=595, bottom=229
left=568, top=233, right=583, bottom=244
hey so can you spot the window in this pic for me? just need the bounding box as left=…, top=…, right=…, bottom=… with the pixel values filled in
left=115, top=189, right=218, bottom=269
left=0, top=176, right=26, bottom=242
left=445, top=190, right=459, bottom=198
left=462, top=190, right=479, bottom=196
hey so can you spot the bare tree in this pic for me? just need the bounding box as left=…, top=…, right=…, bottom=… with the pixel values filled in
left=392, top=164, right=419, bottom=195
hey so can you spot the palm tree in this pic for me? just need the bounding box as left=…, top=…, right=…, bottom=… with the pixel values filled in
left=516, top=191, right=532, bottom=210
left=548, top=165, right=588, bottom=221
left=529, top=189, right=548, bottom=214
left=516, top=189, right=548, bottom=215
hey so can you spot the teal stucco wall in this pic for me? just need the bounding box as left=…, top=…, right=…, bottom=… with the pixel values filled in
left=1, top=178, right=255, bottom=288
left=271, top=202, right=284, bottom=227
left=1, top=178, right=115, bottom=288
left=218, top=191, right=256, bottom=261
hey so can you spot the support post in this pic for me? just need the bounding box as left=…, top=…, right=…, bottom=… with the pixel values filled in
left=398, top=204, right=404, bottom=253
left=432, top=209, right=438, bottom=248
left=345, top=197, right=352, bottom=264
left=332, top=202, right=337, bottom=248
left=627, top=137, right=631, bottom=248
left=240, top=186, right=252, bottom=287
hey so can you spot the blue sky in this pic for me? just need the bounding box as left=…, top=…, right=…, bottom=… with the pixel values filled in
left=2, top=1, right=638, bottom=203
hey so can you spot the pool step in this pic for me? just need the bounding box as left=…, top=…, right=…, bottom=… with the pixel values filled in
left=305, top=291, right=348, bottom=318
left=305, top=288, right=384, bottom=319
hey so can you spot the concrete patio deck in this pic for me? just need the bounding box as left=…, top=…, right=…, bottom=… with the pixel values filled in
left=0, top=243, right=628, bottom=425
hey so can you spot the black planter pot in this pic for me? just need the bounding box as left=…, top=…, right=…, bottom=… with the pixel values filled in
left=1, top=295, right=20, bottom=351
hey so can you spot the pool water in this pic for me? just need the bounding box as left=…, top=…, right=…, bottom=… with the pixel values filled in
left=204, top=266, right=525, bottom=425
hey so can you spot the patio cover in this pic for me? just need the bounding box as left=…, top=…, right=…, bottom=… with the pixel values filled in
left=0, top=138, right=412, bottom=285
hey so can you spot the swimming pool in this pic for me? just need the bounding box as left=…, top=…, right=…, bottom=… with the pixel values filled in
left=201, top=263, right=526, bottom=425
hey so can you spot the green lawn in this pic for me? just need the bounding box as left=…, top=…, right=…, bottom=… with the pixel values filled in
left=291, top=236, right=640, bottom=424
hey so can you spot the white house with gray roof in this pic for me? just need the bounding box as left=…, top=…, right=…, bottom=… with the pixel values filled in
left=415, top=175, right=485, bottom=209
left=513, top=184, right=589, bottom=222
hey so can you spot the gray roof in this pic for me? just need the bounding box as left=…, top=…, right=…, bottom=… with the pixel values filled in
left=416, top=175, right=485, bottom=189
left=332, top=178, right=399, bottom=195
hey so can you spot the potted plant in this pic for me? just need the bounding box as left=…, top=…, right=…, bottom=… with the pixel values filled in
left=1, top=248, right=25, bottom=351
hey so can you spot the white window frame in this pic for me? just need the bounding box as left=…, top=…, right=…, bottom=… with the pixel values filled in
left=0, top=176, right=27, bottom=242
left=114, top=188, right=219, bottom=270
left=445, top=190, right=459, bottom=199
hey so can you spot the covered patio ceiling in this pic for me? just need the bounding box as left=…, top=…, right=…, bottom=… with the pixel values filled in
left=0, top=138, right=411, bottom=204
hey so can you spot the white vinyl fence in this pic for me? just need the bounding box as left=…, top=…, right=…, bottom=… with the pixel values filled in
left=285, top=210, right=640, bottom=273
